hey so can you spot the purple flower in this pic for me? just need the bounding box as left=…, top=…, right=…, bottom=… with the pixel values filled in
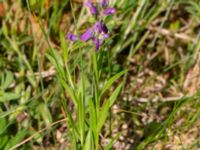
left=92, top=22, right=109, bottom=50
left=80, top=28, right=93, bottom=41
left=103, top=33, right=109, bottom=39
left=85, top=0, right=98, bottom=15
left=67, top=33, right=78, bottom=41
left=85, top=0, right=116, bottom=16
left=94, top=22, right=108, bottom=34
left=67, top=0, right=116, bottom=51
left=100, top=0, right=109, bottom=7
left=78, top=22, right=108, bottom=50
left=92, top=38, right=100, bottom=50
left=104, top=7, right=116, bottom=15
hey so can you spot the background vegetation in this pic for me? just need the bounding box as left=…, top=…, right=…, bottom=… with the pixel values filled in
left=1, top=0, right=200, bottom=149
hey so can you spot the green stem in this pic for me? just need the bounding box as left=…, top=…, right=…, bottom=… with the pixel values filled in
left=92, top=49, right=100, bottom=150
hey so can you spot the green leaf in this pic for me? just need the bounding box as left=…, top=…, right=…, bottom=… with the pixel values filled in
left=100, top=70, right=126, bottom=96
left=60, top=98, right=80, bottom=142
left=60, top=31, right=69, bottom=62
left=144, top=122, right=162, bottom=138
left=89, top=99, right=96, bottom=133
left=5, top=129, right=27, bottom=150
left=0, top=117, right=7, bottom=135
left=0, top=92, right=20, bottom=102
left=45, top=52, right=65, bottom=80
left=2, top=71, right=14, bottom=90
left=83, top=130, right=94, bottom=150
left=60, top=79, right=78, bottom=107
left=0, top=135, right=9, bottom=149
left=38, top=103, right=52, bottom=126
left=97, top=84, right=122, bottom=132
left=77, top=92, right=85, bottom=145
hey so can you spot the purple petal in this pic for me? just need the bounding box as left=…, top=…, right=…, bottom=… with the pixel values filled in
left=93, top=22, right=108, bottom=34
left=100, top=23, right=108, bottom=34
left=103, top=33, right=109, bottom=39
left=92, top=38, right=101, bottom=50
left=99, top=0, right=109, bottom=7
left=66, top=33, right=78, bottom=41
left=104, top=7, right=116, bottom=15
left=93, top=22, right=103, bottom=33
left=85, top=0, right=98, bottom=15
left=80, top=28, right=93, bottom=41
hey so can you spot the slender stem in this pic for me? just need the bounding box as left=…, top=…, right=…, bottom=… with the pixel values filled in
left=92, top=49, right=100, bottom=150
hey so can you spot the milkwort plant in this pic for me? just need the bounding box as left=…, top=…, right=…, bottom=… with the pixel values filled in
left=64, top=0, right=126, bottom=149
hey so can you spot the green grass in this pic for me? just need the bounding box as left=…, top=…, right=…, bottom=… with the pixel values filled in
left=0, top=0, right=200, bottom=149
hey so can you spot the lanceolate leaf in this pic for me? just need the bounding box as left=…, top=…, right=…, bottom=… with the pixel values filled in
left=60, top=79, right=78, bottom=107
left=2, top=71, right=13, bottom=90
left=100, top=70, right=126, bottom=96
left=97, top=83, right=122, bottom=132
left=83, top=130, right=94, bottom=150
left=5, top=129, right=27, bottom=150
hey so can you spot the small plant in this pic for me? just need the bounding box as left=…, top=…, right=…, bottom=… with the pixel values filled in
left=64, top=0, right=125, bottom=149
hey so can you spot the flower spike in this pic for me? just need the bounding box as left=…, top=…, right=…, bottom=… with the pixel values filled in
left=67, top=0, right=116, bottom=51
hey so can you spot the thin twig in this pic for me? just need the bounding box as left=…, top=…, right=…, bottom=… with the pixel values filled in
left=14, top=67, right=56, bottom=79
left=135, top=94, right=191, bottom=103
